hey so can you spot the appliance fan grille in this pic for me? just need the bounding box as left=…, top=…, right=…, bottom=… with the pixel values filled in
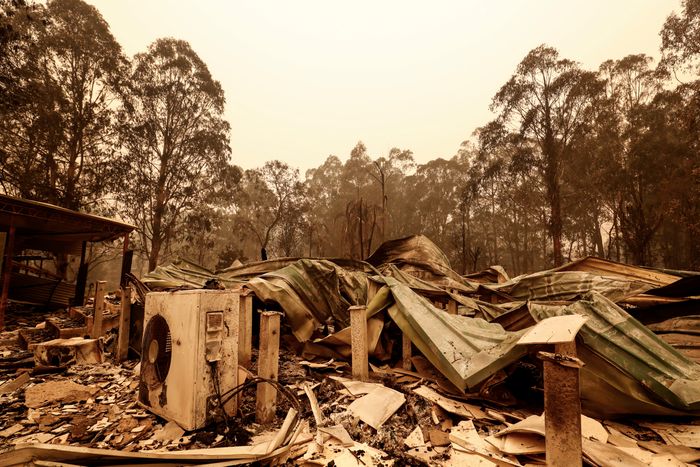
left=142, top=314, right=172, bottom=387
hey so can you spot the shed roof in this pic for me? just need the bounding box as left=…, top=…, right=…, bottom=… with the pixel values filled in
left=0, top=194, right=134, bottom=254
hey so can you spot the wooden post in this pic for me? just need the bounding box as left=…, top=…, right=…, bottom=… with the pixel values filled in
left=543, top=341, right=582, bottom=467
left=447, top=299, right=457, bottom=315
left=116, top=287, right=132, bottom=362
left=120, top=249, right=133, bottom=287
left=73, top=241, right=88, bottom=306
left=0, top=231, right=5, bottom=331
left=90, top=281, right=107, bottom=338
left=349, top=305, right=369, bottom=382
left=256, top=311, right=281, bottom=424
left=237, top=290, right=253, bottom=409
left=238, top=290, right=253, bottom=368
left=402, top=332, right=412, bottom=370
left=0, top=226, right=15, bottom=331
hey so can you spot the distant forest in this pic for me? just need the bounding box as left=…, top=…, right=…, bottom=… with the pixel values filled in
left=1, top=0, right=699, bottom=276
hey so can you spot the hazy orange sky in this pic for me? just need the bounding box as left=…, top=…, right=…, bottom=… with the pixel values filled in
left=86, top=1, right=682, bottom=173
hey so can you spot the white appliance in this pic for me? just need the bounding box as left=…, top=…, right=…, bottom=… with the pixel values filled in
left=139, top=289, right=240, bottom=430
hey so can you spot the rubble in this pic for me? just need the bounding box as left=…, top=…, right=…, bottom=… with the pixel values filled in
left=1, top=235, right=700, bottom=465
left=346, top=384, right=406, bottom=429
left=33, top=337, right=102, bottom=366
left=0, top=331, right=697, bottom=465
left=24, top=379, right=99, bottom=408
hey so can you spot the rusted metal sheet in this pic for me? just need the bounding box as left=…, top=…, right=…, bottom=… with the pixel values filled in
left=530, top=292, right=700, bottom=413
left=551, top=256, right=680, bottom=287
left=384, top=277, right=526, bottom=391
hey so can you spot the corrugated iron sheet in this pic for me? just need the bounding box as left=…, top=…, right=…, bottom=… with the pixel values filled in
left=383, top=277, right=526, bottom=391
left=530, top=292, right=700, bottom=414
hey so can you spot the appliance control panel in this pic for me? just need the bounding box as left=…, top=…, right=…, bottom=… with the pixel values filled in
left=205, top=311, right=224, bottom=362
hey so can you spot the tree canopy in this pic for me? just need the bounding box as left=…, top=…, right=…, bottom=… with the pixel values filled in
left=2, top=0, right=699, bottom=274
left=112, top=38, right=236, bottom=270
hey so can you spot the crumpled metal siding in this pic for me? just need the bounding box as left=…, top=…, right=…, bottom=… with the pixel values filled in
left=246, top=259, right=369, bottom=342
left=530, top=291, right=700, bottom=412
left=488, top=270, right=654, bottom=302
left=383, top=277, right=526, bottom=391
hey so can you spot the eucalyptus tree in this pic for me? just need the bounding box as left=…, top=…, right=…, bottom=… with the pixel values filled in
left=660, top=0, right=700, bottom=267
left=491, top=45, right=602, bottom=266
left=114, top=38, right=234, bottom=271
left=235, top=161, right=305, bottom=259
left=661, top=0, right=700, bottom=77
left=596, top=55, right=669, bottom=264
left=1, top=0, right=126, bottom=209
left=0, top=0, right=46, bottom=198
left=340, top=142, right=377, bottom=258
left=366, top=147, right=414, bottom=242
left=304, top=155, right=344, bottom=256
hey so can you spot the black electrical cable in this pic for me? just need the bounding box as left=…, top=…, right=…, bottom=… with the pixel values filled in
left=219, top=376, right=302, bottom=414
left=208, top=361, right=302, bottom=427
left=209, top=361, right=233, bottom=431
left=208, top=361, right=307, bottom=458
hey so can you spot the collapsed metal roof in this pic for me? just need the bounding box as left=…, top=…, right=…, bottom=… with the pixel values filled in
left=143, top=235, right=700, bottom=417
